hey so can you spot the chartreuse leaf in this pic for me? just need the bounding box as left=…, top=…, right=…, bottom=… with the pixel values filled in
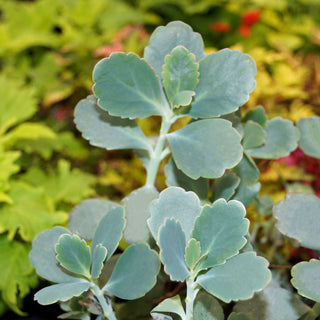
left=151, top=295, right=185, bottom=320
left=228, top=313, right=250, bottom=320
left=194, top=291, right=224, bottom=320
left=148, top=187, right=202, bottom=242
left=68, top=199, right=121, bottom=241
left=185, top=239, right=201, bottom=270
left=247, top=118, right=299, bottom=159
left=291, top=259, right=320, bottom=302
left=121, top=185, right=159, bottom=244
left=192, top=199, right=249, bottom=270
left=29, top=227, right=75, bottom=283
left=197, top=252, right=271, bottom=302
left=273, top=193, right=320, bottom=250
left=242, top=106, right=267, bottom=127
left=297, top=116, right=320, bottom=158
left=144, top=21, right=205, bottom=79
left=55, top=234, right=91, bottom=280
left=93, top=52, right=164, bottom=119
left=167, top=119, right=243, bottom=179
left=189, top=49, right=256, bottom=118
left=0, top=150, right=20, bottom=192
left=35, top=282, right=91, bottom=305
left=211, top=172, right=240, bottom=202
left=158, top=219, right=189, bottom=282
left=104, top=243, right=160, bottom=300
left=74, top=95, right=151, bottom=151
left=242, top=121, right=266, bottom=150
left=162, top=46, right=199, bottom=108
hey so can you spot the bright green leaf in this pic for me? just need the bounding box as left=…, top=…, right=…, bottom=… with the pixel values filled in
left=0, top=151, right=20, bottom=191
left=91, top=244, right=107, bottom=279
left=167, top=119, right=243, bottom=179
left=242, top=121, right=266, bottom=150
left=273, top=193, right=320, bottom=250
left=185, top=238, right=201, bottom=270
left=211, top=172, right=241, bottom=202
left=152, top=295, right=185, bottom=320
left=242, top=106, right=267, bottom=127
left=93, top=52, right=164, bottom=119
left=194, top=291, right=224, bottom=320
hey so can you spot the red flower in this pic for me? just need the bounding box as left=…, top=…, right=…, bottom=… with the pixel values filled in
left=242, top=10, right=261, bottom=26
left=210, top=21, right=231, bottom=33
left=238, top=24, right=251, bottom=38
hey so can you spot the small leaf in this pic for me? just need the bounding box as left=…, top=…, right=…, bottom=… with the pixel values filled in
left=35, top=282, right=90, bottom=305
left=159, top=219, right=189, bottom=282
left=152, top=295, right=186, bottom=320
left=104, top=244, right=160, bottom=300
left=56, top=234, right=91, bottom=279
left=192, top=199, right=249, bottom=269
left=91, top=245, right=107, bottom=279
left=197, top=252, right=271, bottom=302
left=93, top=53, right=164, bottom=119
left=242, top=106, right=267, bottom=127
left=194, top=291, right=224, bottom=320
left=228, top=313, right=250, bottom=320
left=211, top=172, right=241, bottom=202
left=242, top=121, right=266, bottom=150
left=167, top=119, right=243, bottom=179
left=291, top=259, right=320, bottom=303
left=150, top=313, right=173, bottom=320
left=297, top=116, right=320, bottom=158
left=162, top=46, right=199, bottom=108
left=74, top=95, right=151, bottom=151
left=185, top=238, right=201, bottom=270
left=144, top=21, right=205, bottom=79
left=247, top=118, right=299, bottom=159
left=148, top=187, right=202, bottom=242
left=189, top=49, right=256, bottom=118
left=273, top=193, right=320, bottom=250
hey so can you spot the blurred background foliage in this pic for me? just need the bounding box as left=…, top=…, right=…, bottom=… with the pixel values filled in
left=0, top=0, right=319, bottom=316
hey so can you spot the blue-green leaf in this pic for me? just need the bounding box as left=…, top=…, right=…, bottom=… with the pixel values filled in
left=93, top=53, right=164, bottom=119
left=144, top=21, right=205, bottom=79
left=189, top=49, right=256, bottom=118
left=242, top=121, right=266, bottom=150
left=242, top=106, right=267, bottom=127
left=104, top=244, right=160, bottom=300
left=159, top=219, right=189, bottom=281
left=167, top=119, right=243, bottom=179
left=91, top=244, right=107, bottom=279
left=148, top=187, right=202, bottom=242
left=197, top=252, right=271, bottom=302
left=152, top=295, right=185, bottom=320
left=150, top=313, right=173, bottom=320
left=185, top=238, right=202, bottom=271
left=74, top=95, right=151, bottom=151
left=211, top=172, right=240, bottom=202
left=192, top=199, right=249, bottom=269
left=273, top=193, right=320, bottom=250
left=194, top=291, right=224, bottom=320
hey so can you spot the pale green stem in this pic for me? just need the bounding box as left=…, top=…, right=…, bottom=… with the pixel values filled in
left=185, top=273, right=200, bottom=320
left=299, top=303, right=320, bottom=320
left=91, top=284, right=117, bottom=320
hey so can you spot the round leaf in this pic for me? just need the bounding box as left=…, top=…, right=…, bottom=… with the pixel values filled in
left=242, top=106, right=267, bottom=127
left=242, top=121, right=266, bottom=150
left=167, top=119, right=243, bottom=179
left=273, top=193, right=320, bottom=250
left=93, top=52, right=164, bottom=119
left=194, top=291, right=224, bottom=320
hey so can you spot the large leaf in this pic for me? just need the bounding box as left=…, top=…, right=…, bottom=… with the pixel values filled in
left=122, top=185, right=159, bottom=244
left=144, top=21, right=205, bottom=79
left=273, top=193, right=320, bottom=250
left=291, top=259, right=320, bottom=303
left=188, top=49, right=256, bottom=118
left=197, top=252, right=271, bottom=302
left=151, top=295, right=185, bottom=320
left=104, top=244, right=160, bottom=300
left=74, top=95, right=151, bottom=151
left=192, top=199, right=249, bottom=269
left=158, top=219, right=189, bottom=281
left=194, top=291, right=224, bottom=320
left=297, top=116, right=320, bottom=158
left=247, top=118, right=299, bottom=159
left=93, top=52, right=164, bottom=119
left=167, top=119, right=243, bottom=179
left=148, top=187, right=202, bottom=242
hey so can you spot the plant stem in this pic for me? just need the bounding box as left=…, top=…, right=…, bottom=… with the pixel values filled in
left=185, top=273, right=200, bottom=320
left=299, top=303, right=320, bottom=320
left=91, top=284, right=117, bottom=320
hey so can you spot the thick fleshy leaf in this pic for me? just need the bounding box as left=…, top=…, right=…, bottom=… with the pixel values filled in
left=152, top=295, right=185, bottom=320
left=242, top=106, right=267, bottom=127
left=159, top=219, right=189, bottom=281
left=34, top=282, right=90, bottom=305
left=144, top=21, right=205, bottom=79
left=197, top=252, right=271, bottom=302
left=29, top=227, right=75, bottom=283
left=91, top=244, right=107, bottom=279
left=211, top=172, right=240, bottom=202
left=68, top=199, right=121, bottom=241
left=189, top=49, right=256, bottom=118
left=194, top=291, right=224, bottom=320
left=242, top=121, right=266, bottom=150
left=185, top=238, right=201, bottom=270
left=192, top=199, right=249, bottom=269
left=56, top=234, right=91, bottom=279
left=165, top=158, right=209, bottom=200
left=121, top=185, right=159, bottom=244
left=74, top=95, right=151, bottom=151
left=148, top=187, right=202, bottom=242
left=228, top=313, right=250, bottom=320
left=273, top=193, right=320, bottom=250
left=167, top=119, right=243, bottom=179
left=150, top=313, right=172, bottom=320
left=162, top=46, right=199, bottom=108
left=93, top=53, right=164, bottom=119
left=297, top=116, right=320, bottom=158
left=104, top=244, right=160, bottom=300
left=91, top=206, right=125, bottom=262
left=291, top=259, right=320, bottom=302
left=247, top=118, right=299, bottom=159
